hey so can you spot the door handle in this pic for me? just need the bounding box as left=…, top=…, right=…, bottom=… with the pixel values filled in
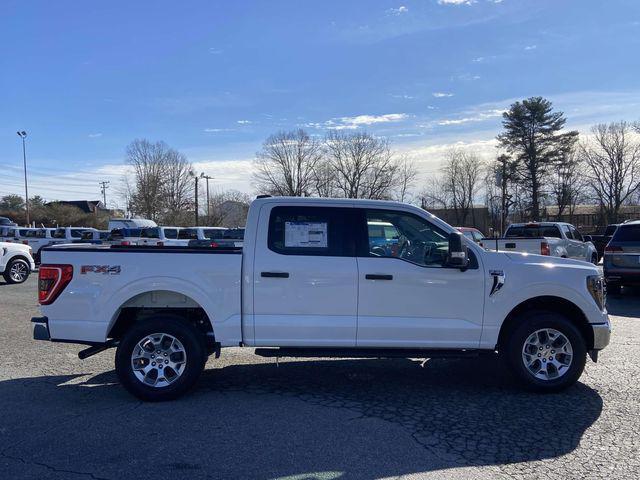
left=365, top=274, right=393, bottom=280
left=261, top=271, right=289, bottom=278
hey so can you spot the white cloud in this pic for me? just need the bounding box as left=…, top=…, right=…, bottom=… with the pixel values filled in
left=388, top=5, right=409, bottom=15
left=524, top=45, right=537, bottom=50
left=236, top=120, right=252, bottom=125
left=304, top=113, right=408, bottom=130
left=436, top=109, right=505, bottom=126
left=88, top=133, right=103, bottom=138
left=432, top=92, right=454, bottom=98
left=204, top=128, right=234, bottom=133
left=209, top=48, right=223, bottom=54
left=438, top=0, right=475, bottom=5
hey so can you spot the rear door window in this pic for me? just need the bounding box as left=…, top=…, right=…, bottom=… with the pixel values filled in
left=164, top=228, right=178, bottom=239
left=141, top=228, right=160, bottom=239
left=178, top=229, right=198, bottom=240
left=268, top=206, right=355, bottom=257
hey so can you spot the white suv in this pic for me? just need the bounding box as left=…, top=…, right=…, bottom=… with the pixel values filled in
left=0, top=242, right=36, bottom=284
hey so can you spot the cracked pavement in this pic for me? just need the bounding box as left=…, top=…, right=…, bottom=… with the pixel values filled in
left=0, top=276, right=639, bottom=479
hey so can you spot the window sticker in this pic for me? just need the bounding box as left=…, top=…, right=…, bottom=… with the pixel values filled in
left=285, top=221, right=328, bottom=248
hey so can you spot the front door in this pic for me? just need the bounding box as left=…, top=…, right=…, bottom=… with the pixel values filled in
left=356, top=209, right=485, bottom=349
left=252, top=205, right=359, bottom=347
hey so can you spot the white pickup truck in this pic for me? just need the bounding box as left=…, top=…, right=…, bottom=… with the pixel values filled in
left=32, top=197, right=611, bottom=401
left=490, top=222, right=599, bottom=264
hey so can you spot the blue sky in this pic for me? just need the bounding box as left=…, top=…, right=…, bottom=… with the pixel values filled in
left=1, top=0, right=640, bottom=205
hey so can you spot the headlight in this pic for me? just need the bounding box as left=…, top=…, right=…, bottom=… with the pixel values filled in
left=587, top=275, right=606, bottom=310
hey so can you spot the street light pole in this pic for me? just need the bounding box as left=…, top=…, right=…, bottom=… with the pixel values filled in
left=17, top=131, right=29, bottom=225
left=201, top=174, right=213, bottom=221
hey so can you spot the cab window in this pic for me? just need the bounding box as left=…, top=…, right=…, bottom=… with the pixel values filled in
left=164, top=228, right=178, bottom=239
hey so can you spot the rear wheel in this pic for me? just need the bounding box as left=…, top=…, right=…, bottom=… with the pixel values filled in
left=504, top=310, right=586, bottom=392
left=115, top=316, right=207, bottom=401
left=3, top=258, right=30, bottom=284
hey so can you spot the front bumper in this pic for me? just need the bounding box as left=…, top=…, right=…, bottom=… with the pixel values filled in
left=591, top=320, right=611, bottom=350
left=32, top=316, right=50, bottom=341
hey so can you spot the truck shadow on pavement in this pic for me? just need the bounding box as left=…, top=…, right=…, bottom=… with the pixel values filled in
left=0, top=355, right=603, bottom=480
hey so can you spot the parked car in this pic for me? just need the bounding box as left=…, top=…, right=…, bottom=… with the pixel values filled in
left=367, top=220, right=401, bottom=256
left=34, top=197, right=610, bottom=401
left=185, top=227, right=244, bottom=248
left=456, top=227, right=486, bottom=244
left=1, top=241, right=35, bottom=284
left=50, top=227, right=97, bottom=246
left=108, top=218, right=157, bottom=231
left=138, top=227, right=186, bottom=246
left=491, top=222, right=598, bottom=264
left=603, top=220, right=640, bottom=294
left=585, top=224, right=619, bottom=261
left=15, top=228, right=57, bottom=263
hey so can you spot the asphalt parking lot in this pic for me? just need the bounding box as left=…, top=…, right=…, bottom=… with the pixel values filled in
left=1, top=276, right=639, bottom=480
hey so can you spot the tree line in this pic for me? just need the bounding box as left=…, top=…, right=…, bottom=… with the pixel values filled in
left=422, top=96, right=640, bottom=230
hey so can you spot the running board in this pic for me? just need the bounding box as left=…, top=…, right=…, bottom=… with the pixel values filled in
left=253, top=347, right=486, bottom=359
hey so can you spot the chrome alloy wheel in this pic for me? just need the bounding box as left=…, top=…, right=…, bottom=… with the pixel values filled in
left=131, top=333, right=187, bottom=387
left=10, top=261, right=28, bottom=282
left=522, top=328, right=573, bottom=381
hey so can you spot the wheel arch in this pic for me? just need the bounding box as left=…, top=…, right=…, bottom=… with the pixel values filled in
left=108, top=290, right=214, bottom=347
left=497, top=296, right=594, bottom=351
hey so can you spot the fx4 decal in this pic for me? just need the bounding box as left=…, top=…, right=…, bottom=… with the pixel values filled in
left=81, top=265, right=121, bottom=275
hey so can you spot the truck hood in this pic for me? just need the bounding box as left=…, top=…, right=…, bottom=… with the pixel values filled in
left=503, top=251, right=598, bottom=272
left=0, top=241, right=31, bottom=253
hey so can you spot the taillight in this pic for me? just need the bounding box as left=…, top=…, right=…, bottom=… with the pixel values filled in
left=38, top=264, right=73, bottom=305
left=209, top=242, right=219, bottom=248
left=120, top=240, right=130, bottom=246
left=605, top=245, right=622, bottom=253
left=541, top=242, right=550, bottom=256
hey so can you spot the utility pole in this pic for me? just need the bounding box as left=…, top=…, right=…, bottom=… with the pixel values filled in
left=99, top=181, right=110, bottom=206
left=16, top=131, right=29, bottom=225
left=200, top=174, right=213, bottom=221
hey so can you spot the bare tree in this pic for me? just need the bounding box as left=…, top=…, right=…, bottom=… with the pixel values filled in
left=325, top=131, right=399, bottom=199
left=311, top=159, right=338, bottom=198
left=206, top=189, right=251, bottom=227
left=253, top=129, right=323, bottom=196
left=124, top=139, right=195, bottom=224
left=579, top=121, right=640, bottom=223
left=550, top=152, right=588, bottom=221
left=126, top=139, right=168, bottom=220
left=394, top=156, right=418, bottom=203
left=440, top=148, right=484, bottom=225
left=420, top=176, right=451, bottom=210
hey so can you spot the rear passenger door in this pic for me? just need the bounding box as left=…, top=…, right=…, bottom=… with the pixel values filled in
left=252, top=205, right=359, bottom=347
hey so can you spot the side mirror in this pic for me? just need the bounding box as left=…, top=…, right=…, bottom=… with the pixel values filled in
left=447, top=232, right=469, bottom=270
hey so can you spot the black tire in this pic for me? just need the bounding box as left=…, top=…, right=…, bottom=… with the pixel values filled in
left=503, top=310, right=586, bottom=393
left=115, top=316, right=207, bottom=401
left=607, top=282, right=622, bottom=295
left=3, top=258, right=30, bottom=284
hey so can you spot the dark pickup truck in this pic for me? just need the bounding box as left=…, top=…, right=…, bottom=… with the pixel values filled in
left=586, top=224, right=619, bottom=261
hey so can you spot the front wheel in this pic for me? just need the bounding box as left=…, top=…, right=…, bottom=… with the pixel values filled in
left=115, top=317, right=207, bottom=401
left=3, top=258, right=30, bottom=284
left=504, top=311, right=586, bottom=392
